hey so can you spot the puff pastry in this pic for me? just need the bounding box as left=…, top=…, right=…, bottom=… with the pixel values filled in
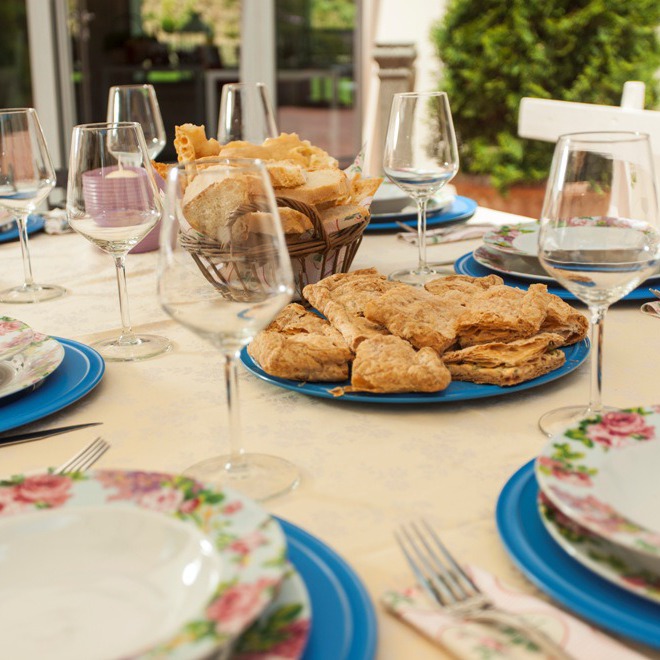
left=247, top=303, right=352, bottom=381
left=443, top=332, right=566, bottom=386
left=350, top=335, right=452, bottom=393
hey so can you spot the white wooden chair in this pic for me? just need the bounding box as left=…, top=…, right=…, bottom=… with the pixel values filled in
left=518, top=81, right=660, bottom=191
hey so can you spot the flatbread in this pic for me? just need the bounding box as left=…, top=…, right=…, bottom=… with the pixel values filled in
left=349, top=335, right=451, bottom=393
left=247, top=303, right=352, bottom=381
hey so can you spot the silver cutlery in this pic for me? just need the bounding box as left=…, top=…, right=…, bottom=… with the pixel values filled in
left=649, top=288, right=660, bottom=299
left=0, top=422, right=103, bottom=447
left=55, top=436, right=110, bottom=474
left=396, top=520, right=574, bottom=660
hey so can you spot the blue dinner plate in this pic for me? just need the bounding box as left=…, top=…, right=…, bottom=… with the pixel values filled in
left=365, top=196, right=478, bottom=232
left=0, top=337, right=105, bottom=434
left=455, top=251, right=656, bottom=302
left=496, top=459, right=660, bottom=649
left=240, top=339, right=589, bottom=404
left=277, top=517, right=377, bottom=660
left=0, top=214, right=45, bottom=244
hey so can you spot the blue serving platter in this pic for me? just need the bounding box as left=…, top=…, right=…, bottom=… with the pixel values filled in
left=240, top=338, right=589, bottom=404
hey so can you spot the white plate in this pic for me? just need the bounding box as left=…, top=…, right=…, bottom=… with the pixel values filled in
left=0, top=333, right=65, bottom=401
left=483, top=221, right=539, bottom=257
left=0, top=316, right=34, bottom=361
left=536, top=406, right=660, bottom=561
left=472, top=245, right=554, bottom=282
left=538, top=492, right=660, bottom=604
left=0, top=469, right=287, bottom=660
left=370, top=185, right=456, bottom=221
left=370, top=181, right=411, bottom=214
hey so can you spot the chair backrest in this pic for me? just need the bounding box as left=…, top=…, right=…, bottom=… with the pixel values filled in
left=518, top=81, right=660, bottom=194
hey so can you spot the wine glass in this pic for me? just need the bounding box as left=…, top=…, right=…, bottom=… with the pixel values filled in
left=383, top=91, right=459, bottom=285
left=159, top=157, right=298, bottom=501
left=66, top=121, right=171, bottom=361
left=537, top=131, right=660, bottom=435
left=107, top=85, right=166, bottom=160
left=217, top=82, right=278, bottom=144
left=0, top=108, right=67, bottom=303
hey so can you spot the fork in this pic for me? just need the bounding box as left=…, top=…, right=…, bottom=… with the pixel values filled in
left=55, top=436, right=110, bottom=474
left=396, top=520, right=574, bottom=660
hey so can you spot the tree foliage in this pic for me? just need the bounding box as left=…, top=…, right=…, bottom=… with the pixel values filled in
left=431, top=0, right=660, bottom=191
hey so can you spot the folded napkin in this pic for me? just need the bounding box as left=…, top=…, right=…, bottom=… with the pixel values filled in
left=397, top=224, right=494, bottom=245
left=382, top=565, right=647, bottom=659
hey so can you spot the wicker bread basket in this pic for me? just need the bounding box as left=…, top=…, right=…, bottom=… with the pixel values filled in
left=180, top=196, right=369, bottom=302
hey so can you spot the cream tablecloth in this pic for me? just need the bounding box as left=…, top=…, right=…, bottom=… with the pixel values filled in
left=1, top=207, right=658, bottom=659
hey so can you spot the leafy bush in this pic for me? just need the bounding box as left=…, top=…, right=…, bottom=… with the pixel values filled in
left=431, top=1, right=660, bottom=192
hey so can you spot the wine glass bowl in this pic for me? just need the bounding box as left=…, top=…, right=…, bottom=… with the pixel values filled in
left=67, top=121, right=171, bottom=361
left=0, top=107, right=66, bottom=303
left=537, top=131, right=660, bottom=435
left=107, top=84, right=166, bottom=160
left=383, top=91, right=459, bottom=285
left=217, top=82, right=278, bottom=144
left=159, top=158, right=297, bottom=500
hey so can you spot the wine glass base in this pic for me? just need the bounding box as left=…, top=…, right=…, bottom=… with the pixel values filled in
left=91, top=334, right=171, bottom=362
left=538, top=404, right=620, bottom=437
left=388, top=267, right=446, bottom=286
left=182, top=453, right=300, bottom=502
left=0, top=283, right=67, bottom=304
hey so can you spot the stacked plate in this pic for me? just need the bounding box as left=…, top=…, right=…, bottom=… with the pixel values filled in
left=497, top=407, right=660, bottom=648
left=0, top=318, right=105, bottom=436
left=0, top=214, right=45, bottom=244
left=454, top=221, right=659, bottom=301
left=0, top=469, right=377, bottom=659
left=367, top=183, right=478, bottom=232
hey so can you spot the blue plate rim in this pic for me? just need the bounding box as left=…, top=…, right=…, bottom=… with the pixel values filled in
left=240, top=339, right=589, bottom=404
left=0, top=337, right=105, bottom=434
left=455, top=251, right=656, bottom=302
left=0, top=214, right=45, bottom=244
left=276, top=516, right=378, bottom=660
left=366, top=196, right=478, bottom=232
left=496, top=459, right=660, bottom=649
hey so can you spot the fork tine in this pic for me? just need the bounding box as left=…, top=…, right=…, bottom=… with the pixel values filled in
left=420, top=519, right=480, bottom=596
left=397, top=525, right=455, bottom=606
left=55, top=437, right=109, bottom=474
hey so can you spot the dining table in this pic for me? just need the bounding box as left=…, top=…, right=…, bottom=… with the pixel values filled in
left=1, top=204, right=659, bottom=660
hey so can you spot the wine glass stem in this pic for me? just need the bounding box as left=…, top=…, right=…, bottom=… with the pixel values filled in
left=416, top=197, right=429, bottom=272
left=113, top=254, right=136, bottom=344
left=223, top=350, right=246, bottom=472
left=587, top=304, right=607, bottom=416
left=15, top=213, right=36, bottom=289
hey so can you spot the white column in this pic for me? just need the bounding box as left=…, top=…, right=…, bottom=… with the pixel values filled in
left=240, top=0, right=277, bottom=106
left=25, top=0, right=77, bottom=171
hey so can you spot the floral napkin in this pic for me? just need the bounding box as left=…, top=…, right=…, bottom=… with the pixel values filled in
left=382, top=565, right=647, bottom=659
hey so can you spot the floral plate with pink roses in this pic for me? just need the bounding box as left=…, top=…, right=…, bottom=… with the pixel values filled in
left=536, top=406, right=660, bottom=563
left=0, top=469, right=311, bottom=660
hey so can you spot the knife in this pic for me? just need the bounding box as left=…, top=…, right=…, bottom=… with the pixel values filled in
left=0, top=422, right=103, bottom=447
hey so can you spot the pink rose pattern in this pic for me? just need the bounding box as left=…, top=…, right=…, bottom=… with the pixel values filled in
left=540, top=407, right=660, bottom=554
left=0, top=469, right=291, bottom=657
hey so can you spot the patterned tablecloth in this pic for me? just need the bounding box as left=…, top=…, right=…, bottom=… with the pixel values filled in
left=1, top=206, right=658, bottom=659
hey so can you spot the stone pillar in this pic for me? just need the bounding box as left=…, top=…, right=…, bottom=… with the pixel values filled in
left=370, top=43, right=417, bottom=175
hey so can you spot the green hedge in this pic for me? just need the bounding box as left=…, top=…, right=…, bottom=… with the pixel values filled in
left=431, top=1, right=660, bottom=192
